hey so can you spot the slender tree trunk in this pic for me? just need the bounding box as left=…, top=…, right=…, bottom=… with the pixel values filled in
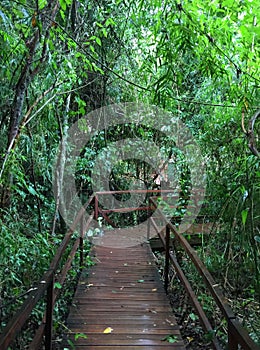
left=0, top=1, right=60, bottom=209
left=8, top=31, right=39, bottom=146
left=51, top=94, right=71, bottom=235
left=0, top=1, right=60, bottom=182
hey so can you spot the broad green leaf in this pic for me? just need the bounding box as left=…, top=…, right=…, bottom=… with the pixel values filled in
left=102, top=28, right=108, bottom=37
left=241, top=209, right=248, bottom=226
left=60, top=9, right=65, bottom=21
left=162, top=335, right=178, bottom=343
left=74, top=333, right=87, bottom=340
left=54, top=282, right=62, bottom=289
left=105, top=18, right=116, bottom=27
left=95, top=37, right=102, bottom=46
left=27, top=185, right=37, bottom=196
left=39, top=0, right=47, bottom=10
left=48, top=38, right=55, bottom=50
left=189, top=313, right=198, bottom=321
left=59, top=0, right=67, bottom=11
left=66, top=339, right=75, bottom=349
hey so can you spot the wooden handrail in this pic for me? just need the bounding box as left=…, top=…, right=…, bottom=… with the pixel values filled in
left=2, top=190, right=258, bottom=350
left=28, top=213, right=94, bottom=350
left=149, top=196, right=260, bottom=350
left=0, top=195, right=95, bottom=350
left=94, top=189, right=181, bottom=227
left=95, top=189, right=175, bottom=195
left=150, top=216, right=222, bottom=350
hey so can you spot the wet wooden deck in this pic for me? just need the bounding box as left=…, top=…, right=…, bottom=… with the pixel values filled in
left=63, top=237, right=185, bottom=349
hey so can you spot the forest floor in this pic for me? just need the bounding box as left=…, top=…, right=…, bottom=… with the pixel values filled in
left=153, top=249, right=260, bottom=350
left=168, top=281, right=216, bottom=349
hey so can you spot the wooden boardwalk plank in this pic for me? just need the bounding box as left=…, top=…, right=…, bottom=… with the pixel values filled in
left=63, top=241, right=185, bottom=349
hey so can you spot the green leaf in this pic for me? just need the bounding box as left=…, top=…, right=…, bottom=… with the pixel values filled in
left=60, top=9, right=65, bottom=21
left=105, top=18, right=116, bottom=27
left=74, top=333, right=88, bottom=341
left=102, top=28, right=108, bottom=38
left=27, top=185, right=37, bottom=196
left=67, top=339, right=75, bottom=349
left=241, top=209, right=248, bottom=226
left=162, top=335, right=178, bottom=343
left=90, top=45, right=95, bottom=53
left=92, top=63, right=104, bottom=74
left=189, top=313, right=198, bottom=321
left=59, top=0, right=67, bottom=11
left=54, top=282, right=62, bottom=289
left=39, top=0, right=47, bottom=10
left=95, top=37, right=102, bottom=46
left=15, top=188, right=26, bottom=199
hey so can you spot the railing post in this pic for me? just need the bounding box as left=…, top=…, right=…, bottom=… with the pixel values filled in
left=228, top=321, right=238, bottom=350
left=164, top=224, right=170, bottom=293
left=45, top=274, right=54, bottom=350
left=147, top=218, right=151, bottom=240
left=94, top=195, right=98, bottom=221
left=80, top=215, right=84, bottom=267
left=147, top=198, right=151, bottom=240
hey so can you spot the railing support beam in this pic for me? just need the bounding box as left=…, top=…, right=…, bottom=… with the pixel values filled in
left=164, top=225, right=170, bottom=293
left=228, top=322, right=238, bottom=350
left=94, top=195, right=98, bottom=220
left=80, top=215, right=84, bottom=267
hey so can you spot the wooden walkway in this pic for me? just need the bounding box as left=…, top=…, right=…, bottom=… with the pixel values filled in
left=63, top=239, right=185, bottom=349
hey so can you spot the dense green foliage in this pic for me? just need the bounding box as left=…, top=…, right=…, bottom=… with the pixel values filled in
left=0, top=0, right=259, bottom=346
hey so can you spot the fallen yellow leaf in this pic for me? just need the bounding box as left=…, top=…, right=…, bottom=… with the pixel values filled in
left=103, top=327, right=113, bottom=334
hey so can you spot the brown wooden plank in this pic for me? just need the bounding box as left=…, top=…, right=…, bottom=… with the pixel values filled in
left=66, top=325, right=181, bottom=334
left=63, top=347, right=185, bottom=349
left=67, top=316, right=177, bottom=325
left=64, top=237, right=185, bottom=349
left=64, top=333, right=183, bottom=346
left=74, top=299, right=173, bottom=307
left=63, top=345, right=185, bottom=349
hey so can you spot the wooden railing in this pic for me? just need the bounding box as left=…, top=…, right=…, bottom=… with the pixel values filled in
left=148, top=196, right=260, bottom=350
left=0, top=195, right=94, bottom=350
left=94, top=189, right=164, bottom=223
left=94, top=189, right=187, bottom=227
left=1, top=190, right=259, bottom=350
